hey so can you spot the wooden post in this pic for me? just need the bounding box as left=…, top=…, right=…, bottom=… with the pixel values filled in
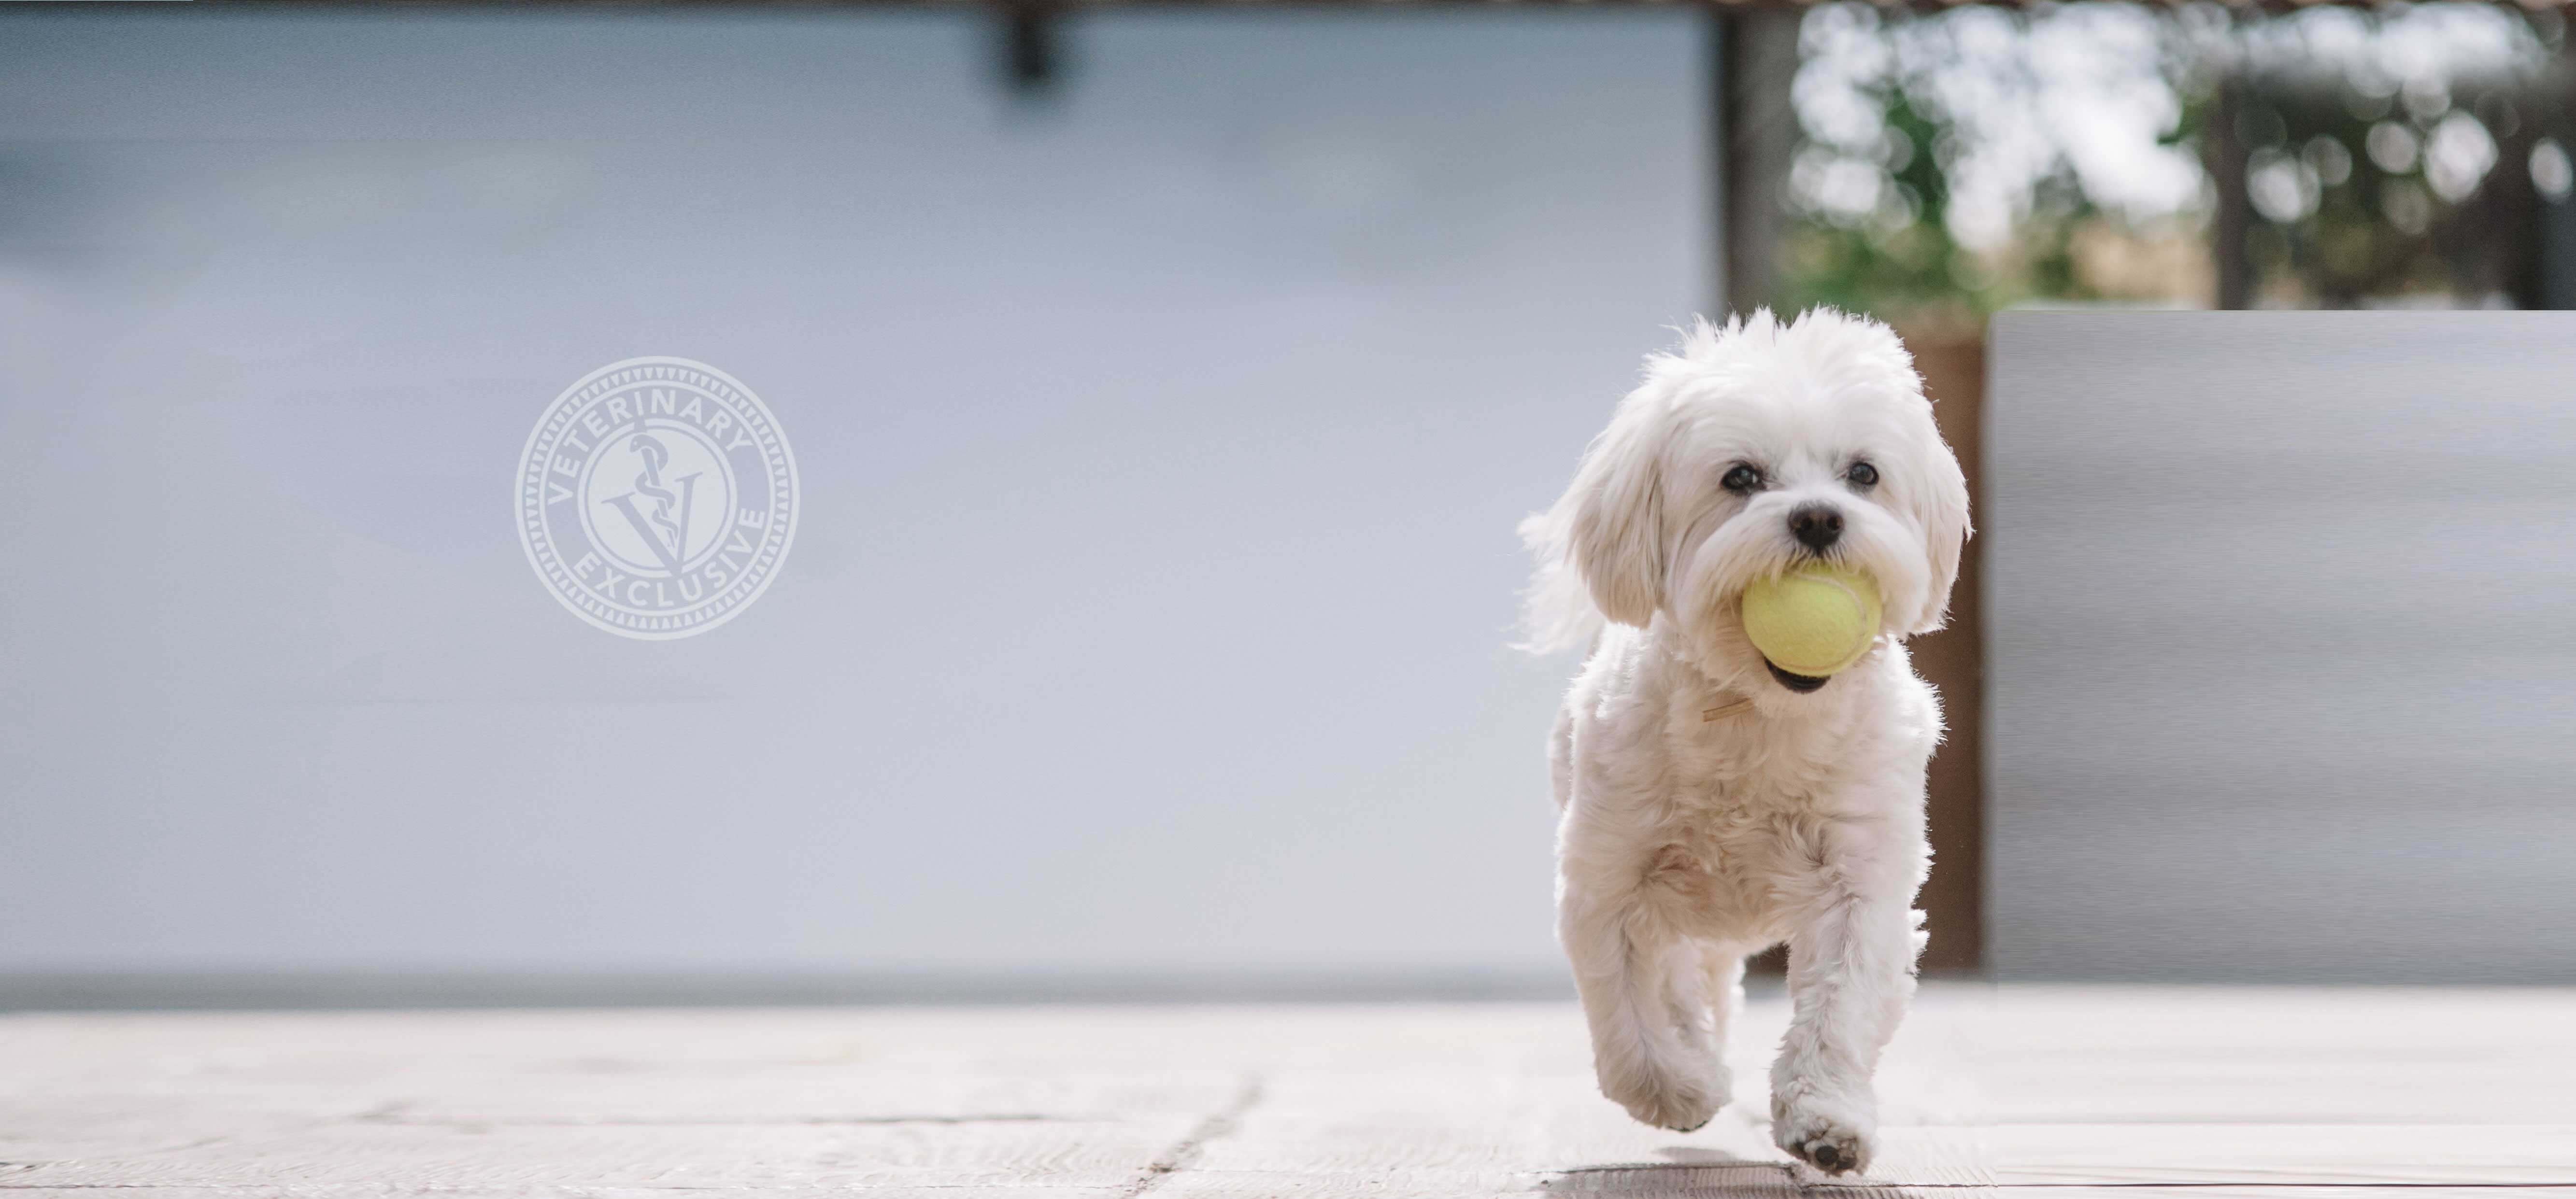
left=1714, top=3, right=1806, bottom=977
left=2209, top=72, right=2254, bottom=310
left=1714, top=9, right=1984, bottom=971
left=2489, top=102, right=2544, bottom=309
left=1714, top=4, right=1802, bottom=321
left=1904, top=334, right=1986, bottom=974
left=2529, top=30, right=2576, bottom=308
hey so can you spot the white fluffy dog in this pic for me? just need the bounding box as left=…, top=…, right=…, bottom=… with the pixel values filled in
left=1519, top=309, right=1969, bottom=1175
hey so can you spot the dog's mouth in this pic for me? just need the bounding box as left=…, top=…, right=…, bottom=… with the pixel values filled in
left=1765, top=660, right=1830, bottom=693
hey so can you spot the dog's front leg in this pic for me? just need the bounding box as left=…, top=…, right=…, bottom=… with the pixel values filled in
left=1558, top=816, right=1723, bottom=1131
left=1768, top=819, right=1924, bottom=1176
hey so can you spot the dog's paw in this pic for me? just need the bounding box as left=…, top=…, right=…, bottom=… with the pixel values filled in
left=1771, top=1094, right=1872, bottom=1175
left=1613, top=1076, right=1720, bottom=1133
left=1600, top=1052, right=1728, bottom=1132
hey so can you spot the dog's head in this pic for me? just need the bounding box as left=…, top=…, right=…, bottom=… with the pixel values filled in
left=1525, top=309, right=1970, bottom=693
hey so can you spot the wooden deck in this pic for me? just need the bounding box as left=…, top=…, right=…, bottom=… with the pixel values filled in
left=6, top=985, right=2573, bottom=1197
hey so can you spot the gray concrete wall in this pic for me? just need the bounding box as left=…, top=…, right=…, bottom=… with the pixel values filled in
left=1986, top=310, right=2576, bottom=981
left=0, top=9, right=1704, bottom=975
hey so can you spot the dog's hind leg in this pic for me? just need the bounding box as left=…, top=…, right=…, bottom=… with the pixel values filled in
left=1562, top=893, right=1721, bottom=1131
left=1558, top=838, right=1725, bottom=1132
left=1694, top=943, right=1751, bottom=1105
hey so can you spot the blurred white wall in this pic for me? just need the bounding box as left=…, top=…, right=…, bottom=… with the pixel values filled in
left=1988, top=310, right=2576, bottom=982
left=0, top=9, right=1705, bottom=975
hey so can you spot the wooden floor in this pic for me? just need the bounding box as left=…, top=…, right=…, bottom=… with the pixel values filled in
left=5, top=985, right=2573, bottom=1197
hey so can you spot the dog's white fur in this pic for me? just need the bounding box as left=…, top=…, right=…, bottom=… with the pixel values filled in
left=1519, top=309, right=1970, bottom=1175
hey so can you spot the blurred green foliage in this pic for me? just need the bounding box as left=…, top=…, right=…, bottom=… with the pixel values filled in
left=1776, top=2, right=2564, bottom=324
left=1781, top=88, right=2109, bottom=327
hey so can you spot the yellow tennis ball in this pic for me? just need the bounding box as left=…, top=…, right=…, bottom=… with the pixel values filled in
left=1739, top=566, right=1883, bottom=677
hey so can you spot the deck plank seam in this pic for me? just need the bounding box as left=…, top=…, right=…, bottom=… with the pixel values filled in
left=1119, top=1073, right=1264, bottom=1197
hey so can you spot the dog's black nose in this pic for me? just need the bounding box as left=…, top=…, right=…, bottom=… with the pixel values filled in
left=1787, top=503, right=1844, bottom=551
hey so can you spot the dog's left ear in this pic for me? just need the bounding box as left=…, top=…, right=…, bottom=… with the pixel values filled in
left=1906, top=432, right=1973, bottom=635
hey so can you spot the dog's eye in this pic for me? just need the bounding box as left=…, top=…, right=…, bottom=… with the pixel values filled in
left=1846, top=462, right=1879, bottom=489
left=1721, top=464, right=1763, bottom=494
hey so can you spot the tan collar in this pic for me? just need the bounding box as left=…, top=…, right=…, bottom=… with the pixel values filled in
left=1701, top=694, right=1756, bottom=722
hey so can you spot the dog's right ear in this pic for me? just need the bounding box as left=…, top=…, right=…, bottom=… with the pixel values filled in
left=1552, top=395, right=1669, bottom=629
